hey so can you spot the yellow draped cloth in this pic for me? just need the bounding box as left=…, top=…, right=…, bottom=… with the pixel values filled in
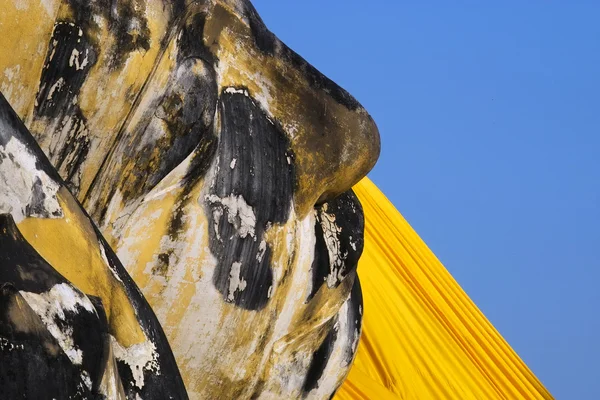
left=336, top=178, right=552, bottom=399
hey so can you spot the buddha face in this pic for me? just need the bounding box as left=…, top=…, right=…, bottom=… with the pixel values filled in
left=0, top=0, right=380, bottom=398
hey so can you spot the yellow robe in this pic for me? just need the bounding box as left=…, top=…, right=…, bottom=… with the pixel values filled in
left=337, top=178, right=552, bottom=399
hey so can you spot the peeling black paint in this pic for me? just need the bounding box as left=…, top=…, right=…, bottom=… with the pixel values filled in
left=302, top=322, right=338, bottom=394
left=93, top=54, right=218, bottom=228
left=308, top=190, right=364, bottom=300
left=0, top=215, right=106, bottom=399
left=206, top=90, right=295, bottom=310
left=302, top=275, right=363, bottom=397
left=0, top=93, right=63, bottom=182
left=26, top=178, right=52, bottom=218
left=63, top=0, right=150, bottom=70
left=344, top=275, right=363, bottom=365
left=0, top=92, right=189, bottom=399
left=106, top=2, right=151, bottom=69
left=177, top=12, right=217, bottom=65
left=35, top=22, right=96, bottom=118
left=32, top=22, right=96, bottom=195
left=0, top=283, right=99, bottom=399
left=0, top=215, right=63, bottom=295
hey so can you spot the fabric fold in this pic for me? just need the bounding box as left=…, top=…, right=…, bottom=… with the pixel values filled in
left=337, top=178, right=552, bottom=400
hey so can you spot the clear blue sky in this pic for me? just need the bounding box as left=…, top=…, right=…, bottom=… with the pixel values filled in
left=252, top=1, right=599, bottom=398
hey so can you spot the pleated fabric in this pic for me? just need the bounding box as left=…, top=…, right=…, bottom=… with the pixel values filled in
left=336, top=178, right=552, bottom=399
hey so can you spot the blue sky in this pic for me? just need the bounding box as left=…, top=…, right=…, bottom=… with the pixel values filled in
left=252, top=2, right=599, bottom=398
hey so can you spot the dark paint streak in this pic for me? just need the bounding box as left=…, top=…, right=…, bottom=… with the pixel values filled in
left=0, top=215, right=106, bottom=398
left=0, top=214, right=63, bottom=297
left=0, top=92, right=189, bottom=399
left=0, top=283, right=99, bottom=399
left=308, top=190, right=365, bottom=300
left=344, top=276, right=363, bottom=365
left=309, top=212, right=330, bottom=302
left=26, top=177, right=51, bottom=218
left=0, top=92, right=63, bottom=182
left=302, top=275, right=364, bottom=397
left=33, top=22, right=96, bottom=195
left=302, top=322, right=338, bottom=394
left=64, top=0, right=150, bottom=70
left=94, top=54, right=218, bottom=228
left=177, top=12, right=217, bottom=65
left=35, top=23, right=96, bottom=118
left=206, top=90, right=295, bottom=310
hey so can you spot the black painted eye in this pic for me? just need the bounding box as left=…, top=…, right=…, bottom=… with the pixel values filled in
left=205, top=89, right=295, bottom=310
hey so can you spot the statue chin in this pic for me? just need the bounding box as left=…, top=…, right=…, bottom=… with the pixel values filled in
left=0, top=1, right=380, bottom=399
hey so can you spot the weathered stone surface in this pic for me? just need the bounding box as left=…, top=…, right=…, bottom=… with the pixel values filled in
left=0, top=1, right=380, bottom=398
left=0, top=93, right=187, bottom=399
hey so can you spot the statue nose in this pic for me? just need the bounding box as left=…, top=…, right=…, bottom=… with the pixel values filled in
left=300, top=94, right=381, bottom=209
left=264, top=54, right=382, bottom=216
left=204, top=2, right=381, bottom=216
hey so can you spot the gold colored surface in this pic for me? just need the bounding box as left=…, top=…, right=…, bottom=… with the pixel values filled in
left=0, top=0, right=59, bottom=117
left=17, top=187, right=146, bottom=347
left=336, top=178, right=552, bottom=400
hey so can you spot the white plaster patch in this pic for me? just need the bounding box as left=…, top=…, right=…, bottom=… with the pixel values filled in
left=284, top=122, right=299, bottom=138
left=20, top=283, right=96, bottom=365
left=227, top=261, right=247, bottom=301
left=224, top=87, right=250, bottom=97
left=40, top=0, right=59, bottom=16
left=205, top=194, right=256, bottom=239
left=46, top=77, right=65, bottom=101
left=3, top=65, right=20, bottom=82
left=12, top=0, right=28, bottom=11
left=318, top=206, right=345, bottom=288
left=100, top=188, right=124, bottom=232
left=1, top=65, right=28, bottom=112
left=69, top=48, right=90, bottom=71
left=211, top=207, right=223, bottom=241
left=349, top=235, right=357, bottom=251
left=0, top=337, right=25, bottom=351
left=81, top=371, right=92, bottom=390
left=110, top=336, right=160, bottom=390
left=256, top=239, right=267, bottom=262
left=0, top=136, right=63, bottom=223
